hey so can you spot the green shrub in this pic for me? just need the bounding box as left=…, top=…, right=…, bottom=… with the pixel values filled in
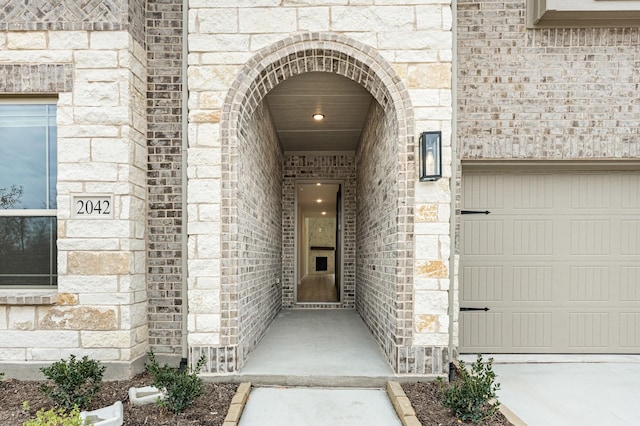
left=145, top=351, right=207, bottom=414
left=22, top=406, right=84, bottom=426
left=39, top=355, right=106, bottom=411
left=441, top=354, right=501, bottom=423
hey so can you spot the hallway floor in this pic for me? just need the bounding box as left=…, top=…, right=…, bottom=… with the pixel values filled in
left=297, top=273, right=338, bottom=302
left=238, top=309, right=394, bottom=386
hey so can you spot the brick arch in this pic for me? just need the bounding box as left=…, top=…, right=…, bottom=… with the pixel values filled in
left=222, top=32, right=413, bottom=150
left=219, top=32, right=416, bottom=370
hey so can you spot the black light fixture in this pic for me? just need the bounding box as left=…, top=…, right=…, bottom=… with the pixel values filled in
left=419, top=131, right=442, bottom=182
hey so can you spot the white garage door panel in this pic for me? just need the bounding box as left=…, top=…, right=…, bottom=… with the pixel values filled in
left=461, top=170, right=640, bottom=354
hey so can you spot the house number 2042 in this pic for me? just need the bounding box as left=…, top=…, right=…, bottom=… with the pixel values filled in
left=72, top=195, right=114, bottom=219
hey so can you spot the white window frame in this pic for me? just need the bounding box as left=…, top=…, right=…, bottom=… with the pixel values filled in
left=527, top=0, right=640, bottom=28
left=0, top=98, right=58, bottom=288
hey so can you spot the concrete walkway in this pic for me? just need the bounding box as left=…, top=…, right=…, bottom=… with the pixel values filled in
left=235, top=310, right=404, bottom=425
left=238, top=309, right=394, bottom=386
left=238, top=387, right=402, bottom=426
left=460, top=356, right=640, bottom=426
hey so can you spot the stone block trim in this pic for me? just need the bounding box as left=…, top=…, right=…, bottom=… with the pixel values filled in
left=0, top=292, right=57, bottom=305
left=0, top=64, right=73, bottom=93
left=458, top=0, right=640, bottom=159
left=145, top=0, right=185, bottom=356
left=0, top=29, right=148, bottom=369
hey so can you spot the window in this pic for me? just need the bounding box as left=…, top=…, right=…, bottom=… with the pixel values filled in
left=527, top=0, right=640, bottom=27
left=0, top=101, right=57, bottom=287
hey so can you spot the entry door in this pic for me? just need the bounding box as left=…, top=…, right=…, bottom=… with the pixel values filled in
left=460, top=168, right=640, bottom=354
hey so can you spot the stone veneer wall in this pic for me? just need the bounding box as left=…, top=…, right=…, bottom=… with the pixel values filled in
left=145, top=0, right=185, bottom=358
left=187, top=2, right=453, bottom=376
left=282, top=154, right=356, bottom=309
left=0, top=28, right=148, bottom=378
left=458, top=0, right=640, bottom=159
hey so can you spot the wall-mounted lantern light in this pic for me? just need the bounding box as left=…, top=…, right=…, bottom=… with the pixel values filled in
left=419, top=131, right=442, bottom=182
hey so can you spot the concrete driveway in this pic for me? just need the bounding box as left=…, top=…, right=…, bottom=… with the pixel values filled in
left=482, top=358, right=640, bottom=426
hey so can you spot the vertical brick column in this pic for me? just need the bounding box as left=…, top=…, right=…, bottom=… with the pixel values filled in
left=146, top=0, right=185, bottom=357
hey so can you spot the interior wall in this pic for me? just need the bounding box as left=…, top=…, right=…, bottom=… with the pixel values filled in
left=307, top=217, right=336, bottom=274
left=236, top=99, right=284, bottom=365
left=298, top=206, right=307, bottom=278
left=355, top=101, right=400, bottom=365
left=282, top=154, right=356, bottom=309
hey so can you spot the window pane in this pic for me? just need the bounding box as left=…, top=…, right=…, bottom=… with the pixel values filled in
left=0, top=216, right=57, bottom=286
left=0, top=104, right=57, bottom=209
left=0, top=102, right=57, bottom=287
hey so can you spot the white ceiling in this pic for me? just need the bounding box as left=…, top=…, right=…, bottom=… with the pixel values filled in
left=265, top=72, right=373, bottom=152
left=297, top=183, right=339, bottom=218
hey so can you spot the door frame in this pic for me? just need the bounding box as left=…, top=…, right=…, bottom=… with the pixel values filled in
left=293, top=179, right=345, bottom=306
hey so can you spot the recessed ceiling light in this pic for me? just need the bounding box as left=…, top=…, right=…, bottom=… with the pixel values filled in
left=322, top=211, right=327, bottom=215
left=313, top=113, right=325, bottom=121
left=316, top=183, right=321, bottom=186
left=316, top=199, right=322, bottom=203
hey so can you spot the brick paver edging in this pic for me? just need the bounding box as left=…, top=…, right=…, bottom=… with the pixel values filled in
left=386, top=381, right=528, bottom=426
left=223, top=382, right=251, bottom=426
left=387, top=381, right=421, bottom=426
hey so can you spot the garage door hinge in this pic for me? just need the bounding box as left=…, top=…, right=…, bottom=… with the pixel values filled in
left=461, top=210, right=491, bottom=215
left=460, top=307, right=490, bottom=312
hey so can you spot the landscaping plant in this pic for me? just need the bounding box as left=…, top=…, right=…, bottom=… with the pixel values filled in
left=22, top=403, right=84, bottom=426
left=39, top=355, right=106, bottom=411
left=145, top=351, right=207, bottom=414
left=441, top=354, right=501, bottom=423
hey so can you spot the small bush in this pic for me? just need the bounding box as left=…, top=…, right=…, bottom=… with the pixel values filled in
left=39, top=355, right=106, bottom=411
left=22, top=406, right=84, bottom=426
left=441, top=354, right=500, bottom=423
left=145, top=351, right=206, bottom=414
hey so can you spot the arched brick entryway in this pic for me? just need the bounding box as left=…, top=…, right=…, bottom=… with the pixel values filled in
left=193, top=32, right=420, bottom=373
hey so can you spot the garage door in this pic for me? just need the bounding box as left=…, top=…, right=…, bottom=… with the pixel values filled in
left=460, top=167, right=640, bottom=353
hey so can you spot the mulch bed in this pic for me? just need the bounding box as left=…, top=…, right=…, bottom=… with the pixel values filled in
left=402, top=381, right=512, bottom=426
left=0, top=373, right=512, bottom=425
left=0, top=372, right=237, bottom=426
